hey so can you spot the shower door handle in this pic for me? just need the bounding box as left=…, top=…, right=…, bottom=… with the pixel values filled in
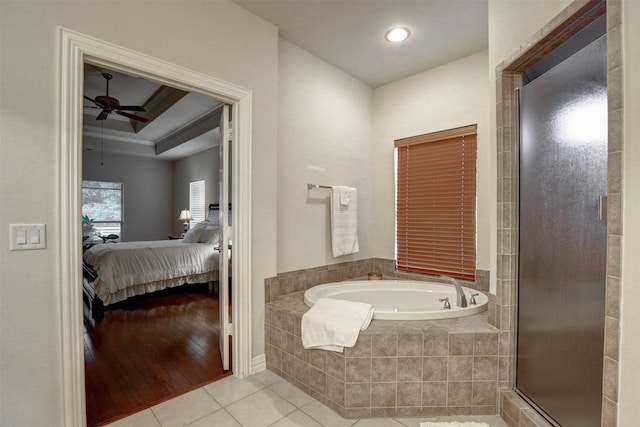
left=598, top=195, right=607, bottom=221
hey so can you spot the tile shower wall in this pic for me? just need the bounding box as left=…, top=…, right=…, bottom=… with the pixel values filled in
left=264, top=259, right=495, bottom=418
left=500, top=390, right=553, bottom=427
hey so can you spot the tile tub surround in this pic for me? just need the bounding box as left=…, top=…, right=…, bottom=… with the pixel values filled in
left=265, top=291, right=499, bottom=418
left=264, top=258, right=490, bottom=304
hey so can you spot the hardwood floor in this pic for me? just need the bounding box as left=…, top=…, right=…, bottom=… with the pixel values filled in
left=84, top=284, right=231, bottom=427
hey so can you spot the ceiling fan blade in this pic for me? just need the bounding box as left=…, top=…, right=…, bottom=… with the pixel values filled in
left=116, top=110, right=149, bottom=123
left=96, top=111, right=109, bottom=120
left=84, top=95, right=106, bottom=109
left=117, top=105, right=146, bottom=112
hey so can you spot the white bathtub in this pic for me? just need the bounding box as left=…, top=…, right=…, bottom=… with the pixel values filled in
left=303, top=279, right=488, bottom=320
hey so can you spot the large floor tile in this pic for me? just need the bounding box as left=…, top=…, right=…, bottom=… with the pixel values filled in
left=298, top=400, right=357, bottom=427
left=352, top=419, right=407, bottom=427
left=269, top=379, right=315, bottom=407
left=105, top=409, right=161, bottom=427
left=270, top=409, right=324, bottom=427
left=468, top=415, right=509, bottom=427
left=251, top=369, right=283, bottom=387
left=203, top=375, right=266, bottom=406
left=393, top=417, right=438, bottom=427
left=225, top=388, right=296, bottom=427
left=151, top=388, right=221, bottom=427
left=185, top=408, right=242, bottom=427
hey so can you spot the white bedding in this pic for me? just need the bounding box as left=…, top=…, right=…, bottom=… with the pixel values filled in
left=83, top=240, right=219, bottom=305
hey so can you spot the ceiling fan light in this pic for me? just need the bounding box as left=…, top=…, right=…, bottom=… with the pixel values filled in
left=385, top=27, right=411, bottom=43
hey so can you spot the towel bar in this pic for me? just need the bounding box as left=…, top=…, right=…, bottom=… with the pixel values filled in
left=307, top=183, right=332, bottom=190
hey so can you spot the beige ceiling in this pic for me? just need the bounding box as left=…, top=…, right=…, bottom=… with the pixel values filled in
left=233, top=0, right=488, bottom=87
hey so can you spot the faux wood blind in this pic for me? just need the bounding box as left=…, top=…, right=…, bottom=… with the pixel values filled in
left=395, top=125, right=477, bottom=280
left=190, top=180, right=206, bottom=223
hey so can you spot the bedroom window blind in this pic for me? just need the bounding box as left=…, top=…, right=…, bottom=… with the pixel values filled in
left=190, top=180, right=206, bottom=223
left=394, top=125, right=477, bottom=281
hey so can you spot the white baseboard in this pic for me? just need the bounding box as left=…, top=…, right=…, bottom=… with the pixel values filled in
left=251, top=354, right=266, bottom=375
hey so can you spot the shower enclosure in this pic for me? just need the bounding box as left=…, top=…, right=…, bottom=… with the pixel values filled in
left=516, top=27, right=607, bottom=427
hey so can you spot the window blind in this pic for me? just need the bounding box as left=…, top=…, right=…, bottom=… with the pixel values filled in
left=189, top=180, right=206, bottom=223
left=395, top=125, right=477, bottom=280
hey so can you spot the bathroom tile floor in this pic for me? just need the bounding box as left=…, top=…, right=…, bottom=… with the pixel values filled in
left=105, top=370, right=509, bottom=427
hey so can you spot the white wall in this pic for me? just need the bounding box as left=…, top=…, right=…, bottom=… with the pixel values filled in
left=277, top=38, right=374, bottom=272
left=0, top=2, right=277, bottom=425
left=278, top=40, right=493, bottom=281
left=619, top=1, right=640, bottom=423
left=487, top=0, right=572, bottom=293
left=83, top=151, right=174, bottom=241
left=372, top=50, right=491, bottom=274
left=173, top=146, right=220, bottom=236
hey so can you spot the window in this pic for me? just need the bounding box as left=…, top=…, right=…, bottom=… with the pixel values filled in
left=190, top=180, right=206, bottom=224
left=395, top=125, right=477, bottom=280
left=82, top=180, right=123, bottom=238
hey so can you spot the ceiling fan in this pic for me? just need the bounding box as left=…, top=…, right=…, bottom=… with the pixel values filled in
left=84, top=72, right=149, bottom=123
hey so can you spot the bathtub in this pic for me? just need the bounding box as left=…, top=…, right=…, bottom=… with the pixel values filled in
left=303, top=279, right=488, bottom=320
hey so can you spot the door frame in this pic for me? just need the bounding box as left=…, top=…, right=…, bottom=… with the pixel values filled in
left=57, top=27, right=253, bottom=426
left=493, top=0, right=623, bottom=424
left=515, top=33, right=608, bottom=425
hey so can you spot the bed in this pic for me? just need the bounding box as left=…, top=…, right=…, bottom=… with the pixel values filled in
left=82, top=205, right=223, bottom=316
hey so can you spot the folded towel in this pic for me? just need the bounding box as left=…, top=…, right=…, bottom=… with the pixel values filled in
left=301, top=297, right=374, bottom=353
left=330, top=186, right=359, bottom=257
left=338, top=186, right=352, bottom=206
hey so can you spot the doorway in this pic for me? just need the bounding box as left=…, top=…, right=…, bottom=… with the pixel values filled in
left=81, top=65, right=235, bottom=425
left=516, top=18, right=607, bottom=427
left=58, top=28, right=253, bottom=427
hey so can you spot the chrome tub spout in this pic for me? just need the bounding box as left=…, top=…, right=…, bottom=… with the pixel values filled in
left=441, top=276, right=467, bottom=308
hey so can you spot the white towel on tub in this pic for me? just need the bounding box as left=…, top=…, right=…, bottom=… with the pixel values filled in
left=301, top=297, right=374, bottom=353
left=330, top=186, right=359, bottom=257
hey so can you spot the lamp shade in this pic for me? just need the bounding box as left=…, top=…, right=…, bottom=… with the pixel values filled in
left=178, top=209, right=193, bottom=221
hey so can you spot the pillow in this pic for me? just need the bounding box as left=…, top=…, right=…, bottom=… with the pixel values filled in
left=199, top=227, right=222, bottom=244
left=190, top=220, right=218, bottom=230
left=206, top=210, right=220, bottom=224
left=182, top=227, right=204, bottom=243
left=183, top=221, right=222, bottom=244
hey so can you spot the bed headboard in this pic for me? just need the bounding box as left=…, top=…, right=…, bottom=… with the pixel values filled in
left=207, top=203, right=231, bottom=224
left=207, top=203, right=219, bottom=222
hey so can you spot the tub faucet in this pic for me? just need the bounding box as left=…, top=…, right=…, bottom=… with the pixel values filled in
left=442, top=276, right=467, bottom=308
left=469, top=293, right=479, bottom=305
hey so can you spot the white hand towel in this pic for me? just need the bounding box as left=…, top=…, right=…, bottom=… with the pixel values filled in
left=301, top=297, right=374, bottom=353
left=338, top=186, right=351, bottom=206
left=330, top=186, right=359, bottom=257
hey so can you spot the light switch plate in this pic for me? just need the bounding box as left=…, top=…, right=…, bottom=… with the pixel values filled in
left=10, top=224, right=46, bottom=250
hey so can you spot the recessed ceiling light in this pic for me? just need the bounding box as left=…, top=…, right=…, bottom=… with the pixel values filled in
left=385, top=27, right=411, bottom=43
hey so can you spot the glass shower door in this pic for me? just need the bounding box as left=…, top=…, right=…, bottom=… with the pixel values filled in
left=517, top=35, right=607, bottom=427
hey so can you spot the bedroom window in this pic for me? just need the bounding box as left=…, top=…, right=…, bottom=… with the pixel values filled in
left=82, top=180, right=124, bottom=238
left=394, top=125, right=477, bottom=281
left=190, top=180, right=206, bottom=223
